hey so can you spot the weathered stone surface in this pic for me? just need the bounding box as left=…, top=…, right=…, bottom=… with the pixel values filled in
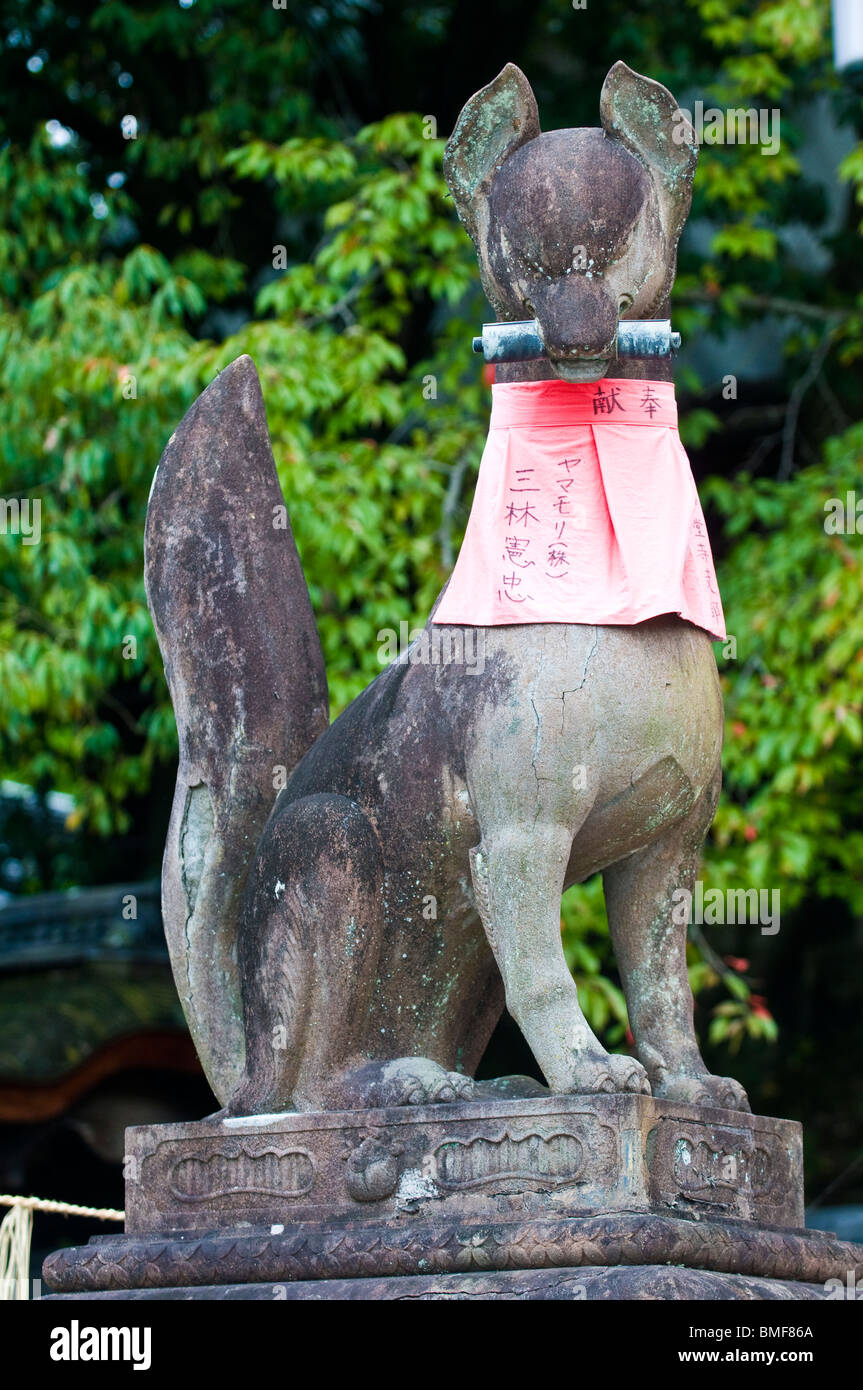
left=447, top=60, right=697, bottom=386
left=144, top=357, right=328, bottom=1106
left=138, top=61, right=747, bottom=1127
left=44, top=1098, right=863, bottom=1302
left=43, top=1200, right=863, bottom=1300
left=43, top=1265, right=833, bottom=1302
left=117, top=1095, right=803, bottom=1235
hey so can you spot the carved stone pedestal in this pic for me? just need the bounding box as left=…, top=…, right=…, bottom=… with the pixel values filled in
left=42, top=1095, right=863, bottom=1300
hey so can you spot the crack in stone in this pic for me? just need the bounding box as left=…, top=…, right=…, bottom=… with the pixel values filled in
left=560, top=627, right=599, bottom=732
left=527, top=636, right=549, bottom=821
left=179, top=781, right=215, bottom=1005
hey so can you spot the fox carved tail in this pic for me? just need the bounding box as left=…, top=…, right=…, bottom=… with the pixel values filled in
left=144, top=356, right=329, bottom=1105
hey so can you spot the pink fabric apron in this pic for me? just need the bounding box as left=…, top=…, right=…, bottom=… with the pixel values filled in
left=432, top=378, right=725, bottom=640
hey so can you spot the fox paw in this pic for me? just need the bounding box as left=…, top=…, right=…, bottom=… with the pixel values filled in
left=567, top=1051, right=651, bottom=1097
left=652, top=1071, right=751, bottom=1114
left=343, top=1057, right=475, bottom=1108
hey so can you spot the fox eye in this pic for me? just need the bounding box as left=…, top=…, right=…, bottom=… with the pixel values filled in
left=499, top=229, right=553, bottom=285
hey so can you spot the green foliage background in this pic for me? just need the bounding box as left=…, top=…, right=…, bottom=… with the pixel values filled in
left=2, top=0, right=863, bottom=1184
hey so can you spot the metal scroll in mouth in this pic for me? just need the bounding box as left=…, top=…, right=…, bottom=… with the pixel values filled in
left=472, top=319, right=682, bottom=364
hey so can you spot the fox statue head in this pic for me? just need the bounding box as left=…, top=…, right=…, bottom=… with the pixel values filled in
left=444, top=61, right=697, bottom=383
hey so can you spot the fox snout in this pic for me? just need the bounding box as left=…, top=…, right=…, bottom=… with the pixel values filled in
left=530, top=277, right=621, bottom=383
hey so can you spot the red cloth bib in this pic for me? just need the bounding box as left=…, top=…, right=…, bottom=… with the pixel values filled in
left=432, top=378, right=725, bottom=640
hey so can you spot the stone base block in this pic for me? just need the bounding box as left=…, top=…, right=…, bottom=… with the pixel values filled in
left=43, top=1207, right=863, bottom=1299
left=124, top=1092, right=804, bottom=1231
left=45, top=1263, right=833, bottom=1301
left=42, top=1096, right=863, bottom=1301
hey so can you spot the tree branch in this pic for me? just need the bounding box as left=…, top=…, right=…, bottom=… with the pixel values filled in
left=677, top=290, right=847, bottom=325
left=779, top=325, right=837, bottom=481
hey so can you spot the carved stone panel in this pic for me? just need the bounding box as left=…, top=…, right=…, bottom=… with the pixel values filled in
left=432, top=1130, right=585, bottom=1191
left=170, top=1147, right=316, bottom=1202
left=647, top=1112, right=802, bottom=1226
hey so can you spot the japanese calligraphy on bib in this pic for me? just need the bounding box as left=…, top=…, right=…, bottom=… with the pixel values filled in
left=432, top=378, right=725, bottom=640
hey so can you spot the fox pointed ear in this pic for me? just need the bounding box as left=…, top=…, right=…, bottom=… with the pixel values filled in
left=444, top=63, right=540, bottom=243
left=600, top=61, right=697, bottom=248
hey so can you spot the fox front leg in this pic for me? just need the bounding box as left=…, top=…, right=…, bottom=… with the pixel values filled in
left=603, top=774, right=750, bottom=1113
left=469, top=824, right=649, bottom=1097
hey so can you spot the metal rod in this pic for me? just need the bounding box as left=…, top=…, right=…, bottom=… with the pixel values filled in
left=472, top=319, right=682, bottom=364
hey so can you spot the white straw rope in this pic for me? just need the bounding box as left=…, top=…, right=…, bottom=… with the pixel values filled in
left=0, top=1193, right=124, bottom=1300
left=0, top=1194, right=124, bottom=1220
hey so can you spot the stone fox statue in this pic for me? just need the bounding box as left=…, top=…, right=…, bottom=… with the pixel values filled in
left=145, top=61, right=750, bottom=1117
